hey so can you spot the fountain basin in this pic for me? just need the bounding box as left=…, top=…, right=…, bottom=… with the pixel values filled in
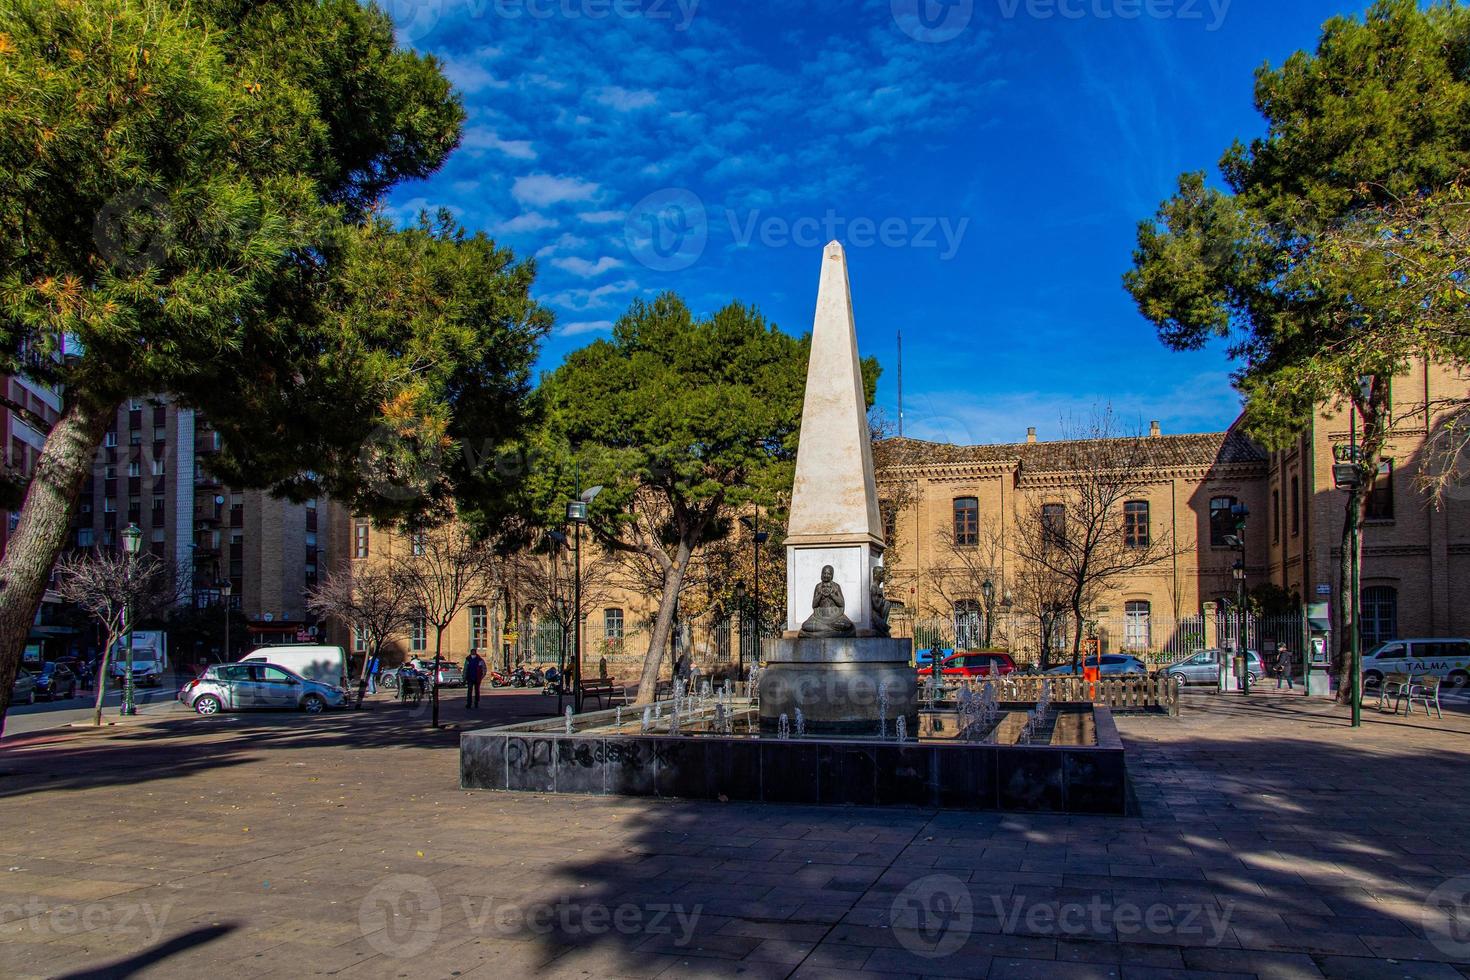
left=459, top=701, right=1126, bottom=813
left=758, top=636, right=916, bottom=736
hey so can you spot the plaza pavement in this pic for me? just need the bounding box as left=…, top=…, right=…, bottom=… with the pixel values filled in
left=0, top=685, right=1467, bottom=979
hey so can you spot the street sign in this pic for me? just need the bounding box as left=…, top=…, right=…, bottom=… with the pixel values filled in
left=1316, top=583, right=1331, bottom=596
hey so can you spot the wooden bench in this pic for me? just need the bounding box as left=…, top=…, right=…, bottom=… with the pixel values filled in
left=580, top=678, right=626, bottom=709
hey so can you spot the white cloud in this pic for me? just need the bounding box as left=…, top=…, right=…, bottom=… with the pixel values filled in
left=462, top=127, right=536, bottom=160
left=552, top=255, right=624, bottom=278
left=557, top=320, right=615, bottom=338
left=511, top=174, right=600, bottom=207
left=441, top=51, right=510, bottom=94
left=544, top=279, right=641, bottom=312
left=591, top=86, right=658, bottom=111
left=577, top=210, right=624, bottom=225
left=535, top=233, right=590, bottom=259
left=494, top=211, right=558, bottom=234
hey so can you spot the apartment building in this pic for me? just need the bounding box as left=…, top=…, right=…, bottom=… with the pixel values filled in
left=66, top=396, right=350, bottom=646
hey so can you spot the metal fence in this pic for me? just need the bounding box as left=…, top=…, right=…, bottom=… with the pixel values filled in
left=893, top=608, right=1306, bottom=671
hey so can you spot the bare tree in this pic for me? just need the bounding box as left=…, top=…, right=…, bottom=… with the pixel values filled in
left=1006, top=533, right=1083, bottom=669
left=1007, top=409, right=1188, bottom=672
left=392, top=523, right=499, bottom=727
left=509, top=534, right=619, bottom=676
left=52, top=550, right=183, bottom=726
left=927, top=522, right=1006, bottom=650
left=306, top=565, right=415, bottom=707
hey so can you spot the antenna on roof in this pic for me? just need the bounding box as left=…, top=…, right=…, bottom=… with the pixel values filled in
left=897, top=329, right=904, bottom=439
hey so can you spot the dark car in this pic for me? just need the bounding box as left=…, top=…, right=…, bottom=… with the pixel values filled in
left=34, top=663, right=79, bottom=701
left=922, top=652, right=1017, bottom=678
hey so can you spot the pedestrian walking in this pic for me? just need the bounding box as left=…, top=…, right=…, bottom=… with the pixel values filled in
left=366, top=653, right=381, bottom=694
left=1274, top=650, right=1294, bottom=690
left=465, top=650, right=487, bottom=709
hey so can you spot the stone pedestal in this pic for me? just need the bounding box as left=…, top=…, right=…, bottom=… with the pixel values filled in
left=759, top=636, right=916, bottom=736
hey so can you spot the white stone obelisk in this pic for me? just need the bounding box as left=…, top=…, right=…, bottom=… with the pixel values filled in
left=759, top=242, right=915, bottom=737
left=783, top=241, right=886, bottom=634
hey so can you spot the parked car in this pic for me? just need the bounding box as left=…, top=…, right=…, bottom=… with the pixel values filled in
left=1162, top=648, right=1263, bottom=686
left=34, top=663, right=78, bottom=701
left=920, top=652, right=1017, bottom=678
left=238, top=645, right=347, bottom=688
left=178, top=662, right=348, bottom=715
left=1362, top=638, right=1470, bottom=688
left=11, top=668, right=37, bottom=705
left=431, top=661, right=465, bottom=688
left=1045, top=654, right=1148, bottom=676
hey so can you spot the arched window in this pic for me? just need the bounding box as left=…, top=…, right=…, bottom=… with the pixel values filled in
left=954, top=599, right=982, bottom=650
left=1210, top=496, right=1238, bottom=547
left=953, top=497, right=979, bottom=546
left=1361, top=586, right=1398, bottom=647
left=1124, top=600, right=1151, bottom=650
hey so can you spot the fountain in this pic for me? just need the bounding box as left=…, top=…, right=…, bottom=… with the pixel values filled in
left=458, top=243, right=1126, bottom=814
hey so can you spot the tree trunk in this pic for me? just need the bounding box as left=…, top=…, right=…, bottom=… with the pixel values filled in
left=91, top=625, right=123, bottom=727
left=634, top=541, right=692, bottom=705
left=1070, top=602, right=1085, bottom=674
left=431, top=627, right=444, bottom=727
left=0, top=398, right=115, bottom=736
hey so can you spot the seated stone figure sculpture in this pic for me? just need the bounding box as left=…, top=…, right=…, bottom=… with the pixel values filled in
left=798, top=565, right=856, bottom=638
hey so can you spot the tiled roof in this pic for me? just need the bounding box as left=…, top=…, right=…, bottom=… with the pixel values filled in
left=875, top=428, right=1266, bottom=474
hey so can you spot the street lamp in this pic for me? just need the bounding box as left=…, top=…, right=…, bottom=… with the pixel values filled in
left=119, top=523, right=142, bottom=716
left=733, top=580, right=747, bottom=664
left=566, top=485, right=602, bottom=714
left=1334, top=433, right=1368, bottom=727
left=1230, top=502, right=1250, bottom=695
left=217, top=578, right=233, bottom=663
left=547, top=530, right=569, bottom=715
left=739, top=512, right=769, bottom=673
left=981, top=578, right=995, bottom=649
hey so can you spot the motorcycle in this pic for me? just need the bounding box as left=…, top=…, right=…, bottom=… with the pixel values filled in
left=488, top=668, right=511, bottom=688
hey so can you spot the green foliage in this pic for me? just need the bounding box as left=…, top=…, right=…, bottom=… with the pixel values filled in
left=0, top=0, right=542, bottom=522
left=540, top=295, right=806, bottom=540
left=1124, top=0, right=1470, bottom=447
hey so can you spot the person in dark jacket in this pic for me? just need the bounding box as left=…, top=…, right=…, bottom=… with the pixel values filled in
left=464, top=651, right=487, bottom=708
left=1274, top=650, right=1294, bottom=690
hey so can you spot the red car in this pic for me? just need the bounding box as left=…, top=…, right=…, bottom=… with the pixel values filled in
left=922, top=652, right=1016, bottom=678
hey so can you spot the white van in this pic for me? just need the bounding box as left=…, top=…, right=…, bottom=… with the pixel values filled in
left=239, top=645, right=348, bottom=688
left=1362, top=638, right=1470, bottom=688
left=110, top=630, right=169, bottom=687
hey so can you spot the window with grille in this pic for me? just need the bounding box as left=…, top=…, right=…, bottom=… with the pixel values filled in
left=604, top=607, right=625, bottom=639
left=1124, top=501, right=1150, bottom=549
left=1209, top=496, right=1238, bottom=547
left=354, top=521, right=370, bottom=559
left=1041, top=503, right=1066, bottom=547
left=952, top=497, right=978, bottom=546
left=1124, top=600, right=1151, bottom=650
left=470, top=605, right=488, bottom=650
left=410, top=614, right=426, bottom=652
left=1360, top=586, right=1397, bottom=648
left=1366, top=461, right=1394, bottom=520
left=953, top=599, right=982, bottom=650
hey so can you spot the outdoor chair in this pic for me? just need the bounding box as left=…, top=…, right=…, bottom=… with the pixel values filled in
left=1404, top=675, right=1444, bottom=720
left=1377, top=673, right=1411, bottom=713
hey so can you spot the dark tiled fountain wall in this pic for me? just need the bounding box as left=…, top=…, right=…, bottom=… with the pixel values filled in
left=459, top=704, right=1126, bottom=814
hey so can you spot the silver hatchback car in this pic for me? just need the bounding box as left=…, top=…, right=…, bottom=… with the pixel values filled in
left=180, top=662, right=348, bottom=715
left=1163, top=648, right=1264, bottom=686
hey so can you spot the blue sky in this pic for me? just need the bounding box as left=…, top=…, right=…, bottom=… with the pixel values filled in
left=384, top=0, right=1373, bottom=446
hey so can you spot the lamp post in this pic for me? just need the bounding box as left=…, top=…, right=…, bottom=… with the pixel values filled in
left=733, top=580, right=747, bottom=666
left=1334, top=439, right=1367, bottom=728
left=739, top=513, right=769, bottom=673
left=547, top=531, right=569, bottom=715
left=981, top=578, right=995, bottom=649
left=217, top=578, right=232, bottom=663
left=119, top=523, right=142, bottom=716
left=565, top=486, right=603, bottom=715
left=1227, top=502, right=1250, bottom=695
